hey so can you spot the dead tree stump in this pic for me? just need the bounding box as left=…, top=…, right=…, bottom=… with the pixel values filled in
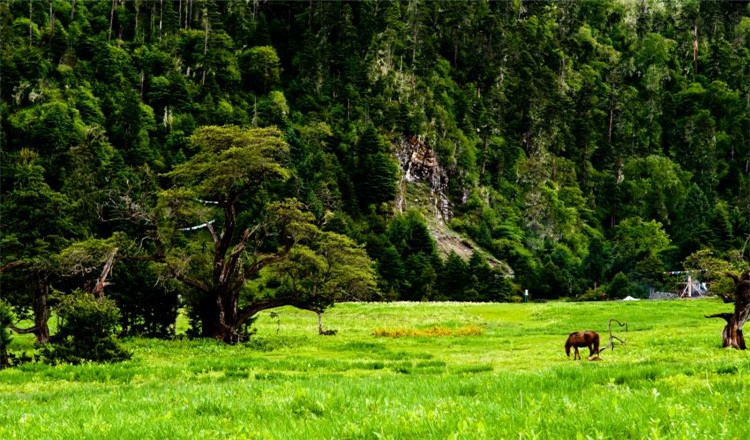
left=706, top=270, right=750, bottom=350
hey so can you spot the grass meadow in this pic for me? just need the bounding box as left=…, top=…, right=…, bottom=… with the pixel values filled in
left=1, top=299, right=749, bottom=439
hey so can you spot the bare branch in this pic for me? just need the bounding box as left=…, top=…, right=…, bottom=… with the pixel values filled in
left=206, top=221, right=219, bottom=243
left=91, top=248, right=118, bottom=299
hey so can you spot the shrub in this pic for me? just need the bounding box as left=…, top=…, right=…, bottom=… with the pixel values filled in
left=0, top=301, right=14, bottom=368
left=575, top=286, right=608, bottom=302
left=607, top=272, right=631, bottom=299
left=43, top=291, right=131, bottom=364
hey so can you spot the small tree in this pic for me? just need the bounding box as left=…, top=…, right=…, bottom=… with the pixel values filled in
left=42, top=235, right=130, bottom=364
left=611, top=217, right=671, bottom=276
left=607, top=272, right=631, bottom=299
left=44, top=291, right=131, bottom=364
left=438, top=251, right=469, bottom=300
left=240, top=46, right=281, bottom=93
left=1, top=150, right=77, bottom=343
left=271, top=230, right=378, bottom=334
left=354, top=126, right=398, bottom=209
left=0, top=301, right=14, bottom=368
left=683, top=249, right=736, bottom=302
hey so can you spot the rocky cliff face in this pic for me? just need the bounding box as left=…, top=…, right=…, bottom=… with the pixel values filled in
left=393, top=135, right=513, bottom=277
left=395, top=136, right=451, bottom=223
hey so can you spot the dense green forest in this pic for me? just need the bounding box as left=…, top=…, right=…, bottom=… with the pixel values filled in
left=1, top=1, right=749, bottom=344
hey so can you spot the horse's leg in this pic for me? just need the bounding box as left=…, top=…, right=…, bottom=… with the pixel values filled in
left=574, top=347, right=580, bottom=360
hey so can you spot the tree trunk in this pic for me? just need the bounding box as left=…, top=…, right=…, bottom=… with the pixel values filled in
left=108, top=0, right=116, bottom=41
left=134, top=1, right=139, bottom=42
left=158, top=0, right=163, bottom=40
left=200, top=288, right=242, bottom=344
left=202, top=6, right=209, bottom=85
left=706, top=271, right=750, bottom=349
left=28, top=0, right=32, bottom=47
left=317, top=311, right=324, bottom=335
left=187, top=0, right=192, bottom=29
left=723, top=315, right=746, bottom=349
left=32, top=273, right=50, bottom=344
left=199, top=294, right=220, bottom=338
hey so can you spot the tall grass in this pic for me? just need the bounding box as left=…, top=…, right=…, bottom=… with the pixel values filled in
left=1, top=299, right=749, bottom=439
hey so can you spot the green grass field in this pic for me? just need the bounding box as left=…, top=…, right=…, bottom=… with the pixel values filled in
left=1, top=299, right=749, bottom=439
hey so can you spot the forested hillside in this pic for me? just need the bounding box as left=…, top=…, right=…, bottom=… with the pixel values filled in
left=2, top=1, right=750, bottom=339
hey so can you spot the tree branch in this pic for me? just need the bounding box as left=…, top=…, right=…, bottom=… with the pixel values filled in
left=246, top=243, right=294, bottom=278
left=206, top=221, right=219, bottom=243
left=705, top=313, right=733, bottom=323
left=220, top=228, right=251, bottom=284
left=216, top=200, right=236, bottom=256
left=212, top=199, right=237, bottom=283
left=235, top=296, right=322, bottom=328
left=173, top=271, right=210, bottom=293
left=10, top=324, right=38, bottom=335
left=0, top=260, right=27, bottom=273
left=91, top=248, right=118, bottom=299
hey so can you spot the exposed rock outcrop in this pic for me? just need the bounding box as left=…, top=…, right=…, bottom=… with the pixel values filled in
left=395, top=136, right=451, bottom=223
left=393, top=135, right=513, bottom=277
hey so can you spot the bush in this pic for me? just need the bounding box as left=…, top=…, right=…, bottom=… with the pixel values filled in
left=607, top=273, right=631, bottom=299
left=43, top=291, right=131, bottom=364
left=0, top=301, right=14, bottom=368
left=575, top=286, right=607, bottom=302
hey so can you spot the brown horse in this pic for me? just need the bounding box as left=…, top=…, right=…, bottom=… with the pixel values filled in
left=565, top=331, right=600, bottom=360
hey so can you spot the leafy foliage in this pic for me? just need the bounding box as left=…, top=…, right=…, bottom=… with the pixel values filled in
left=0, top=301, right=13, bottom=368
left=43, top=291, right=131, bottom=364
left=1, top=0, right=749, bottom=348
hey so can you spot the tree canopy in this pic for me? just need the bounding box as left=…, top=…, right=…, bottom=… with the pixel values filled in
left=1, top=1, right=749, bottom=346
